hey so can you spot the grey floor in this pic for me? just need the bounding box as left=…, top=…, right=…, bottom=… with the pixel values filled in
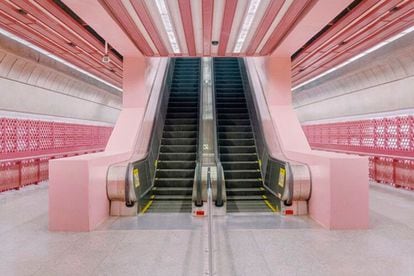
left=0, top=182, right=413, bottom=275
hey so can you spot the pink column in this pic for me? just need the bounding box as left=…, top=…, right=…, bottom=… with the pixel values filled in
left=261, top=56, right=369, bottom=229
left=49, top=57, right=151, bottom=231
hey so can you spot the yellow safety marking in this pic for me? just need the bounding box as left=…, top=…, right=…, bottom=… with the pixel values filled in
left=155, top=160, right=158, bottom=168
left=261, top=195, right=268, bottom=200
left=258, top=159, right=262, bottom=168
left=133, top=168, right=140, bottom=188
left=259, top=187, right=265, bottom=191
left=278, top=168, right=286, bottom=188
left=141, top=195, right=155, bottom=214
left=264, top=200, right=278, bottom=212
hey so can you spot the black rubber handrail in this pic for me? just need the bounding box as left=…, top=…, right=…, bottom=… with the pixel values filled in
left=211, top=58, right=224, bottom=207
left=195, top=59, right=203, bottom=207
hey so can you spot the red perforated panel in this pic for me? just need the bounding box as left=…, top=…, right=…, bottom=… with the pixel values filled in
left=0, top=117, right=113, bottom=192
left=303, top=115, right=414, bottom=190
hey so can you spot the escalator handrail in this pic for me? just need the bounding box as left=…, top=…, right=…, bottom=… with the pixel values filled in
left=124, top=59, right=175, bottom=203
left=195, top=59, right=203, bottom=207
left=211, top=58, right=224, bottom=207
left=238, top=59, right=311, bottom=204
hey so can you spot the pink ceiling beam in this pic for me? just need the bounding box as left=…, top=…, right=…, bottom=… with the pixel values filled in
left=130, top=0, right=168, bottom=56
left=178, top=0, right=196, bottom=56
left=293, top=0, right=402, bottom=70
left=245, top=0, right=285, bottom=56
left=293, top=11, right=414, bottom=85
left=271, top=0, right=355, bottom=57
left=31, top=0, right=123, bottom=68
left=217, top=0, right=237, bottom=56
left=61, top=0, right=140, bottom=57
left=259, top=0, right=317, bottom=56
left=202, top=0, right=214, bottom=56
left=100, top=0, right=154, bottom=56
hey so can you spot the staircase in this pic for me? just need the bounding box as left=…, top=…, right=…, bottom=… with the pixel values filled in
left=146, top=58, right=200, bottom=213
left=214, top=58, right=271, bottom=212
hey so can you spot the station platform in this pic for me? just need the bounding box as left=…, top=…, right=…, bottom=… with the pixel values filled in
left=1, top=182, right=413, bottom=275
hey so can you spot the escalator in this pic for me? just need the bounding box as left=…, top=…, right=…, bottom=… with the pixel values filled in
left=214, top=58, right=275, bottom=212
left=144, top=58, right=201, bottom=213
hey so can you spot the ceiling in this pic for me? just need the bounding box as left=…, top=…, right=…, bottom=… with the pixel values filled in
left=292, top=0, right=414, bottom=87
left=0, top=0, right=413, bottom=89
left=0, top=0, right=122, bottom=87
left=100, top=0, right=316, bottom=57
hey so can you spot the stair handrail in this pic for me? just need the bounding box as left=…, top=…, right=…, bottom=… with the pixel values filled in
left=195, top=59, right=203, bottom=207
left=211, top=58, right=225, bottom=207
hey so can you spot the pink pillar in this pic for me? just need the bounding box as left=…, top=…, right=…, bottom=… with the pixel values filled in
left=261, top=56, right=369, bottom=229
left=49, top=57, right=152, bottom=231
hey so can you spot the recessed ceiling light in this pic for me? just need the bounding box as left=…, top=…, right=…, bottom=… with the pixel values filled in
left=292, top=25, right=414, bottom=91
left=233, top=0, right=262, bottom=53
left=155, top=0, right=180, bottom=54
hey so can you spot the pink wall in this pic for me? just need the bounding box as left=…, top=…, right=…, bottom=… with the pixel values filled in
left=245, top=56, right=369, bottom=229
left=49, top=58, right=168, bottom=231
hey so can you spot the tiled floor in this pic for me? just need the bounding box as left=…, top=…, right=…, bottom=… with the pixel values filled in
left=0, top=182, right=413, bottom=275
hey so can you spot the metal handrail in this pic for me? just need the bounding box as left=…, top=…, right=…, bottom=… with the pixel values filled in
left=211, top=58, right=224, bottom=207
left=238, top=58, right=311, bottom=205
left=195, top=59, right=203, bottom=207
left=123, top=59, right=175, bottom=204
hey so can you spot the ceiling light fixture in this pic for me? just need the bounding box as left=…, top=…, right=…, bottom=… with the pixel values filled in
left=155, top=0, right=180, bottom=54
left=292, top=25, right=414, bottom=91
left=233, top=0, right=262, bottom=53
left=0, top=27, right=122, bottom=92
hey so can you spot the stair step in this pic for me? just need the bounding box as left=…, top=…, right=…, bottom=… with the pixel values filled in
left=221, top=161, right=260, bottom=170
left=166, top=113, right=197, bottom=119
left=225, top=179, right=263, bottom=188
left=218, top=113, right=250, bottom=120
left=161, top=138, right=197, bottom=145
left=168, top=102, right=198, bottom=108
left=224, top=170, right=261, bottom=179
left=157, top=161, right=196, bottom=169
left=156, top=169, right=195, bottom=178
left=154, top=178, right=194, bottom=187
left=227, top=188, right=264, bottom=196
left=165, top=118, right=197, bottom=125
left=164, top=125, right=197, bottom=132
left=160, top=145, right=197, bottom=153
left=151, top=195, right=192, bottom=200
left=219, top=139, right=255, bottom=146
left=227, top=195, right=264, bottom=201
left=220, top=146, right=256, bottom=154
left=218, top=125, right=252, bottom=132
left=152, top=187, right=193, bottom=196
left=220, top=153, right=257, bottom=162
left=163, top=131, right=197, bottom=139
left=219, top=132, right=253, bottom=139
left=158, top=153, right=197, bottom=161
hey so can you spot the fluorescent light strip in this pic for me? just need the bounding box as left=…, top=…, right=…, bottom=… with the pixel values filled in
left=0, top=28, right=123, bottom=92
left=292, top=25, right=414, bottom=91
left=233, top=0, right=262, bottom=53
left=155, top=0, right=180, bottom=54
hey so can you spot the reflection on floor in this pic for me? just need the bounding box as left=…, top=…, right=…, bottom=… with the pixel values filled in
left=0, top=182, right=413, bottom=275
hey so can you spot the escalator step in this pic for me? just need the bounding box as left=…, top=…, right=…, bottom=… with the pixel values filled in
left=152, top=187, right=193, bottom=196
left=219, top=132, right=253, bottom=139
left=223, top=170, right=261, bottom=179
left=163, top=125, right=197, bottom=132
left=227, top=188, right=264, bottom=196
left=221, top=161, right=259, bottom=170
left=156, top=169, right=195, bottom=178
left=154, top=178, right=194, bottom=187
left=161, top=138, right=197, bottom=145
left=157, top=161, right=196, bottom=169
left=160, top=145, right=197, bottom=153
left=219, top=139, right=255, bottom=146
left=163, top=131, right=197, bottom=139
left=220, top=153, right=257, bottom=162
left=225, top=179, right=263, bottom=188
left=158, top=153, right=197, bottom=161
left=220, top=146, right=256, bottom=154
